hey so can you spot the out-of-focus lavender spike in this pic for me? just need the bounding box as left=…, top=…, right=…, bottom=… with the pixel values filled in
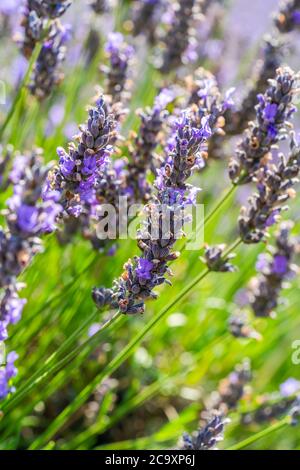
left=159, top=0, right=201, bottom=73
left=187, top=67, right=234, bottom=137
left=132, top=0, right=162, bottom=45
left=46, top=96, right=117, bottom=218
left=126, top=88, right=174, bottom=203
left=0, top=149, right=61, bottom=398
left=274, top=0, right=300, bottom=33
left=181, top=414, right=229, bottom=450
left=0, top=351, right=18, bottom=400
left=20, top=0, right=72, bottom=58
left=92, top=113, right=212, bottom=314
left=225, top=36, right=285, bottom=136
left=201, top=244, right=236, bottom=272
left=247, top=222, right=298, bottom=318
left=238, top=133, right=300, bottom=244
left=89, top=0, right=110, bottom=14
left=102, top=32, right=134, bottom=107
left=229, top=67, right=299, bottom=185
left=228, top=313, right=261, bottom=341
left=210, top=359, right=252, bottom=413
left=29, top=22, right=71, bottom=100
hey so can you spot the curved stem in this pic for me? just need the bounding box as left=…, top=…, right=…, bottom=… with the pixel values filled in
left=228, top=417, right=290, bottom=450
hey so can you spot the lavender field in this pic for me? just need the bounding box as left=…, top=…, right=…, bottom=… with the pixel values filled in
left=1, top=0, right=300, bottom=452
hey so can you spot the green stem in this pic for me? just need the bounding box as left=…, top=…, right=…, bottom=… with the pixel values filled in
left=28, top=268, right=210, bottom=449
left=0, top=43, right=42, bottom=141
left=228, top=417, right=290, bottom=450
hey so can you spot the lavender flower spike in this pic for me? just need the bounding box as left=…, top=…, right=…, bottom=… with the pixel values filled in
left=229, top=67, right=299, bottom=185
left=160, top=0, right=198, bottom=73
left=247, top=222, right=298, bottom=318
left=20, top=0, right=72, bottom=58
left=102, top=33, right=134, bottom=106
left=93, top=113, right=211, bottom=314
left=29, top=22, right=71, bottom=100
left=181, top=414, right=229, bottom=451
left=46, top=96, right=116, bottom=217
left=275, top=0, right=300, bottom=33
left=127, top=88, right=174, bottom=202
left=239, top=133, right=300, bottom=244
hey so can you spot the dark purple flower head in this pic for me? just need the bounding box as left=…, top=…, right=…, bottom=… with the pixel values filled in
left=17, top=204, right=39, bottom=233
left=136, top=258, right=154, bottom=281
left=272, top=255, right=289, bottom=275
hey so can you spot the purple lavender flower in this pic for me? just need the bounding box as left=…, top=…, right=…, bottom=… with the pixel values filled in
left=0, top=351, right=18, bottom=400
left=126, top=88, right=174, bottom=202
left=132, top=0, right=162, bottom=44
left=160, top=0, right=197, bottom=73
left=29, top=22, right=71, bottom=100
left=46, top=96, right=116, bottom=218
left=181, top=414, right=228, bottom=450
left=247, top=223, right=298, bottom=318
left=0, top=290, right=27, bottom=341
left=225, top=36, right=284, bottom=137
left=274, top=0, right=300, bottom=33
left=20, top=0, right=72, bottom=58
left=93, top=112, right=211, bottom=314
left=229, top=67, right=299, bottom=185
left=102, top=33, right=134, bottom=106
left=239, top=133, right=300, bottom=244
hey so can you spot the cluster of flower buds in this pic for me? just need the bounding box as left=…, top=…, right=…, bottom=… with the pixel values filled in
left=101, top=33, right=134, bottom=108
left=131, top=0, right=162, bottom=45
left=181, top=414, right=228, bottom=450
left=93, top=113, right=211, bottom=314
left=186, top=67, right=234, bottom=138
left=201, top=244, right=236, bottom=272
left=29, top=22, right=70, bottom=100
left=210, top=360, right=252, bottom=413
left=225, top=37, right=285, bottom=136
left=20, top=0, right=72, bottom=58
left=1, top=149, right=60, bottom=315
left=274, top=0, right=300, bottom=33
left=0, top=149, right=61, bottom=399
left=229, top=67, right=299, bottom=185
left=46, top=96, right=117, bottom=218
left=89, top=0, right=110, bottom=14
left=0, top=351, right=18, bottom=401
left=126, top=88, right=174, bottom=203
left=239, top=134, right=300, bottom=244
left=247, top=223, right=299, bottom=318
left=159, top=0, right=201, bottom=73
left=241, top=378, right=300, bottom=426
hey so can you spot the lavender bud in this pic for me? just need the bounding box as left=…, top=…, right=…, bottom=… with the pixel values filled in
left=213, top=360, right=252, bottom=412
left=229, top=67, right=299, bottom=185
left=229, top=313, right=261, bottom=340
